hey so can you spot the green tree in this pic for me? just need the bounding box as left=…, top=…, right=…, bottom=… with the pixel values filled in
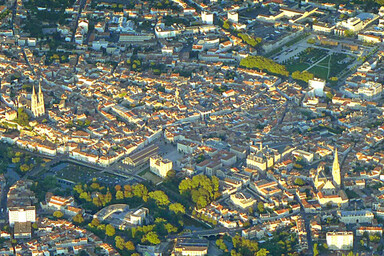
left=344, top=30, right=355, bottom=37
left=369, top=235, right=381, bottom=243
left=223, top=20, right=231, bottom=30
left=105, top=191, right=112, bottom=203
left=116, top=190, right=124, bottom=200
left=216, top=239, right=227, bottom=251
left=80, top=192, right=91, bottom=202
left=307, top=38, right=316, bottom=44
left=20, top=164, right=30, bottom=172
left=257, top=202, right=265, bottom=213
left=90, top=182, right=100, bottom=190
left=291, top=70, right=314, bottom=83
left=166, top=169, right=176, bottom=179
left=93, top=197, right=102, bottom=207
left=125, top=240, right=135, bottom=251
left=294, top=178, right=305, bottom=186
left=12, top=157, right=20, bottom=164
left=115, top=236, right=125, bottom=250
left=17, top=107, right=30, bottom=126
left=53, top=211, right=64, bottom=218
left=133, top=184, right=149, bottom=201
left=313, top=243, right=319, bottom=256
left=124, top=190, right=133, bottom=198
left=105, top=224, right=115, bottom=237
left=179, top=175, right=220, bottom=209
left=142, top=231, right=160, bottom=245
left=330, top=77, right=338, bottom=82
left=256, top=249, right=269, bottom=256
left=231, top=250, right=241, bottom=256
left=73, top=214, right=84, bottom=224
left=238, top=33, right=262, bottom=47
left=169, top=203, right=185, bottom=214
left=90, top=218, right=100, bottom=227
left=149, top=191, right=170, bottom=206
left=164, top=223, right=177, bottom=234
left=240, top=56, right=289, bottom=76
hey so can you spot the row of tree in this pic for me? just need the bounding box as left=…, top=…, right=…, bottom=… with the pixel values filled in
left=240, top=56, right=290, bottom=77
left=291, top=71, right=314, bottom=83
left=215, top=235, right=269, bottom=256
left=221, top=20, right=262, bottom=48
left=238, top=33, right=262, bottom=47
left=240, top=56, right=321, bottom=83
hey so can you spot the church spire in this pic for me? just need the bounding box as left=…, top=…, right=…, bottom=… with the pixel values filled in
left=38, top=80, right=44, bottom=105
left=30, top=79, right=45, bottom=118
left=38, top=80, right=42, bottom=94
left=332, top=147, right=341, bottom=187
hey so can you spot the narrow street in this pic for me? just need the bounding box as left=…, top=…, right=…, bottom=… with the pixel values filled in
left=70, top=0, right=87, bottom=43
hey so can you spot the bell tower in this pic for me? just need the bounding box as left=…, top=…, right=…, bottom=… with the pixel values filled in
left=332, top=148, right=341, bottom=187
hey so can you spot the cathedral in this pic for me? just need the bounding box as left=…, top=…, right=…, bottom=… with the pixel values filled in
left=31, top=82, right=45, bottom=118
left=314, top=148, right=341, bottom=194
left=315, top=148, right=348, bottom=208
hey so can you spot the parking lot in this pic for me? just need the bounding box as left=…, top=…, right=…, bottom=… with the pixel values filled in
left=44, top=162, right=132, bottom=186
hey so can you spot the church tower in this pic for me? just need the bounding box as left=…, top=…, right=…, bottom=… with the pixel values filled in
left=175, top=88, right=180, bottom=103
left=30, top=81, right=45, bottom=118
left=31, top=85, right=39, bottom=117
left=332, top=148, right=341, bottom=187
left=37, top=81, right=45, bottom=115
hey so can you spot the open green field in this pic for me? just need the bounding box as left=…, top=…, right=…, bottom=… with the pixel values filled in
left=53, top=163, right=122, bottom=185
left=284, top=47, right=354, bottom=80
left=142, top=171, right=163, bottom=185
left=286, top=63, right=310, bottom=73
left=284, top=47, right=329, bottom=76
left=308, top=66, right=329, bottom=80
left=307, top=53, right=355, bottom=80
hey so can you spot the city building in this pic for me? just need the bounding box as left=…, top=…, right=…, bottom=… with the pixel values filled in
left=326, top=231, right=353, bottom=250
left=8, top=206, right=36, bottom=226
left=172, top=238, right=209, bottom=256
left=31, top=82, right=45, bottom=118
left=201, top=11, right=214, bottom=24
left=338, top=210, right=375, bottom=224
left=230, top=192, right=256, bottom=209
left=150, top=155, right=173, bottom=178
left=228, top=11, right=238, bottom=23
left=123, top=144, right=159, bottom=169
left=308, top=78, right=326, bottom=97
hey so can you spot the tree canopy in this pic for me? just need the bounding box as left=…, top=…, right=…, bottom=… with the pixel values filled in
left=291, top=70, right=314, bottom=83
left=169, top=203, right=185, bottom=214
left=240, top=56, right=289, bottom=77
left=179, top=175, right=220, bottom=208
left=238, top=33, right=262, bottom=47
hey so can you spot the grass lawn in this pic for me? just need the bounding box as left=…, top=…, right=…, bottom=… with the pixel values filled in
left=142, top=171, right=163, bottom=185
left=317, top=55, right=331, bottom=67
left=286, top=63, right=310, bottom=73
left=308, top=65, right=329, bottom=80
left=183, top=215, right=212, bottom=229
left=138, top=168, right=149, bottom=176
